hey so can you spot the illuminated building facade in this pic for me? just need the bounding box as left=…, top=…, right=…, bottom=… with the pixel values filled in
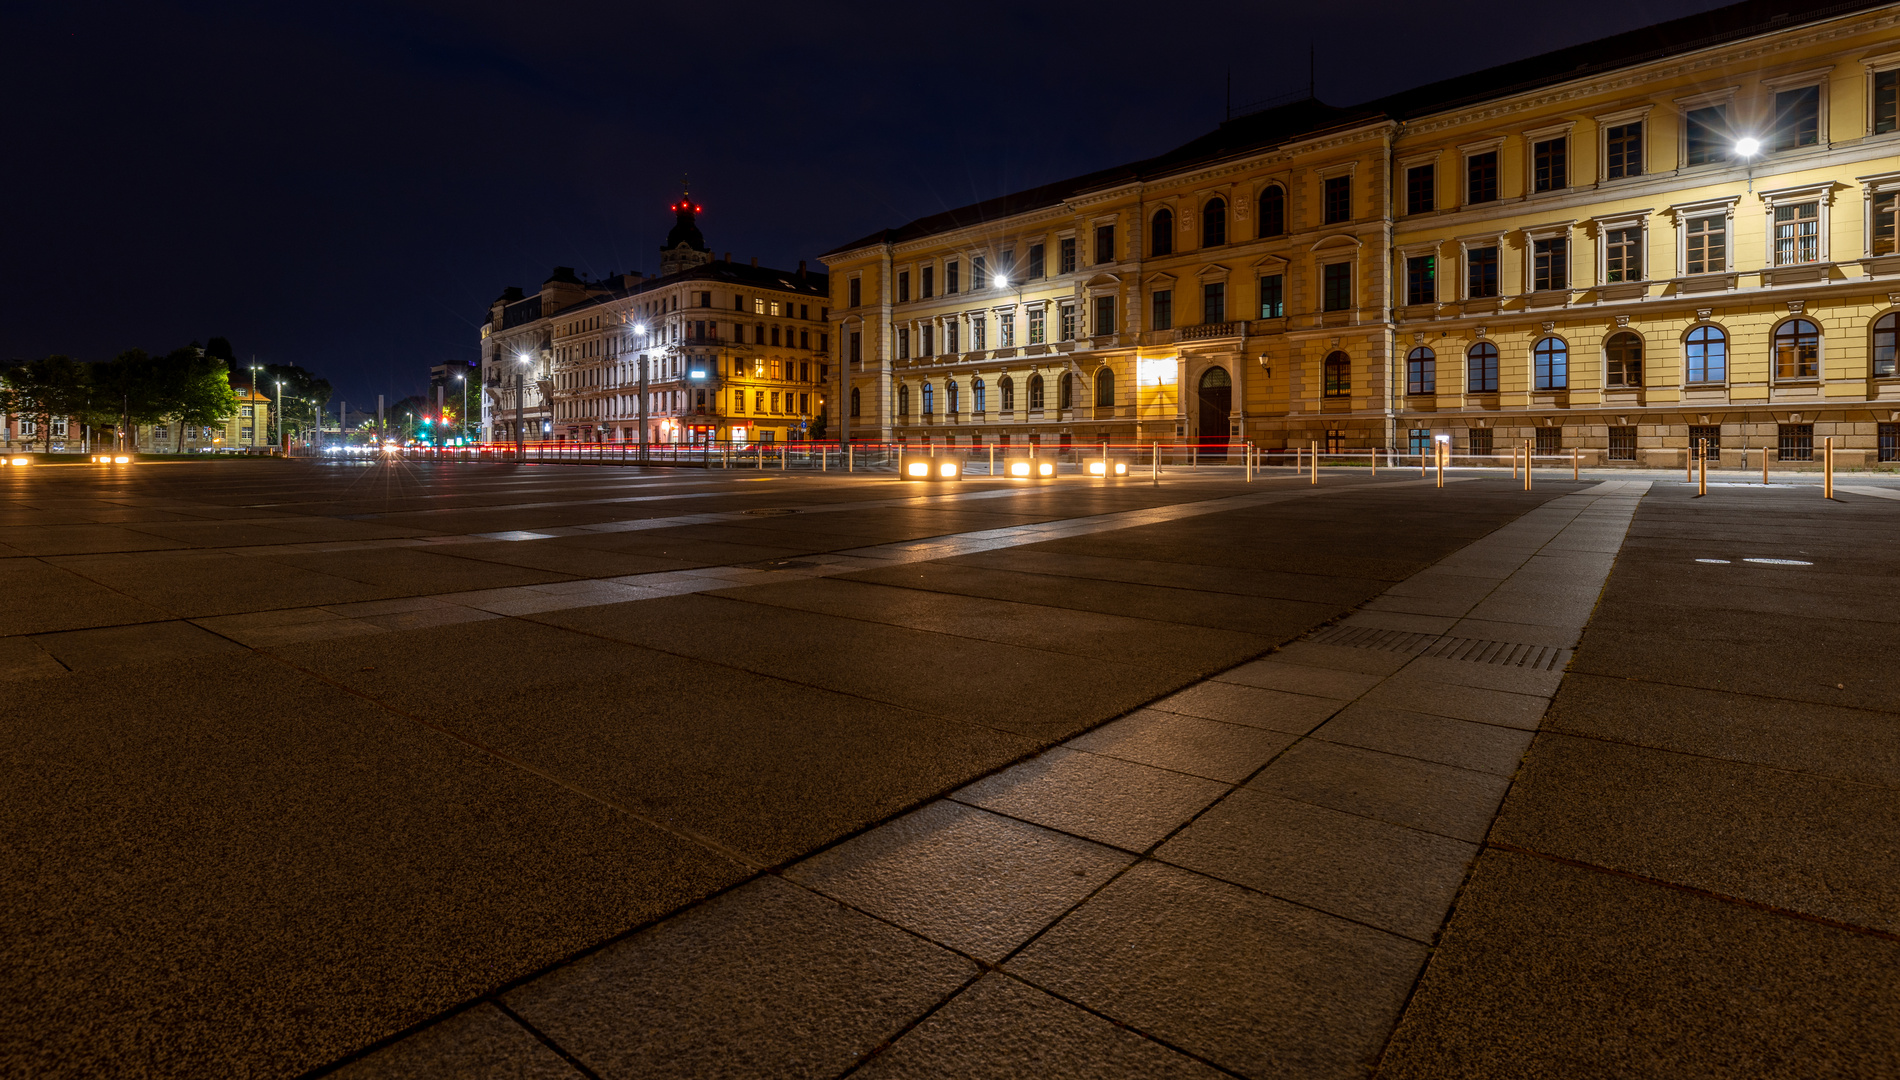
left=480, top=197, right=831, bottom=446
left=824, top=0, right=1900, bottom=467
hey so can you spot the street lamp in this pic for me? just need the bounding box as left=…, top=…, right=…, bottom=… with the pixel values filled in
left=275, top=378, right=285, bottom=453
left=1735, top=136, right=1761, bottom=192
left=454, top=371, right=467, bottom=444
left=515, top=352, right=530, bottom=461
left=634, top=322, right=650, bottom=463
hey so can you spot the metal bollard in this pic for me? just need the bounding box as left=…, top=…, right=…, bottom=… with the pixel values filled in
left=1152, top=441, right=1159, bottom=485
left=1572, top=447, right=1579, bottom=480
left=1764, top=443, right=1770, bottom=485
left=1436, top=442, right=1445, bottom=488
left=1824, top=436, right=1834, bottom=499
left=1524, top=440, right=1533, bottom=491
left=1310, top=440, right=1318, bottom=485
left=1698, top=439, right=1707, bottom=497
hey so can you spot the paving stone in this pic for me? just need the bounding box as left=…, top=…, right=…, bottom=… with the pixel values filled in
left=786, top=800, right=1132, bottom=962
left=1247, top=739, right=1511, bottom=843
left=857, top=973, right=1225, bottom=1080
left=1358, top=677, right=1551, bottom=729
left=0, top=636, right=66, bottom=680
left=1159, top=788, right=1477, bottom=941
left=1214, top=658, right=1384, bottom=700
left=1149, top=680, right=1344, bottom=734
left=1379, top=850, right=1900, bottom=1080
left=1066, top=708, right=1297, bottom=783
left=329, top=1003, right=582, bottom=1079
left=31, top=620, right=247, bottom=672
left=1312, top=702, right=1536, bottom=777
left=506, top=875, right=976, bottom=1080
left=953, top=746, right=1228, bottom=852
left=1007, top=861, right=1427, bottom=1080
left=1268, top=640, right=1414, bottom=677
left=1392, top=654, right=1565, bottom=697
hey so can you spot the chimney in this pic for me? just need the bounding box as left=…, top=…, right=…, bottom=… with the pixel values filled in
left=724, top=252, right=732, bottom=263
left=798, top=260, right=807, bottom=278
left=751, top=256, right=758, bottom=267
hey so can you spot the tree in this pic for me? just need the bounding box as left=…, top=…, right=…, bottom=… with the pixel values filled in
left=92, top=349, right=168, bottom=451
left=153, top=347, right=238, bottom=452
left=1, top=355, right=90, bottom=452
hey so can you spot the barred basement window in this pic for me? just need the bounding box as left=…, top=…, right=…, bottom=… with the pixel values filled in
left=1408, top=429, right=1432, bottom=455
left=1468, top=427, right=1493, bottom=455
left=1608, top=427, right=1637, bottom=460
left=1689, top=424, right=1721, bottom=461
left=1325, top=431, right=1346, bottom=453
left=1774, top=202, right=1820, bottom=265
left=1536, top=428, right=1561, bottom=455
left=1778, top=423, right=1814, bottom=461
left=1880, top=422, right=1900, bottom=462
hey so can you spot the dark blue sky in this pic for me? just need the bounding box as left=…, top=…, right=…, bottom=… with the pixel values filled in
left=1, top=0, right=1727, bottom=405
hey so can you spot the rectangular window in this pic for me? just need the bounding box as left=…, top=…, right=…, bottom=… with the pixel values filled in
left=897, top=271, right=910, bottom=303
left=1467, top=151, right=1498, bottom=204
left=1605, top=122, right=1643, bottom=179
left=819, top=333, right=828, bottom=353
left=1773, top=201, right=1820, bottom=265
left=1608, top=426, right=1636, bottom=461
left=1324, top=176, right=1351, bottom=224
left=755, top=391, right=766, bottom=414
left=1533, top=237, right=1568, bottom=291
left=1879, top=422, right=1900, bottom=462
left=1685, top=105, right=1728, bottom=166
left=1469, top=427, right=1493, bottom=456
left=921, top=265, right=934, bottom=298
left=1467, top=247, right=1499, bottom=298
left=1094, top=224, right=1116, bottom=264
left=1778, top=423, right=1815, bottom=461
left=1874, top=192, right=1897, bottom=256
left=1689, top=425, right=1721, bottom=462
left=848, top=278, right=861, bottom=307
left=1060, top=303, right=1076, bottom=341
left=1533, top=137, right=1567, bottom=191
left=998, top=313, right=1014, bottom=348
left=945, top=262, right=957, bottom=294
left=1322, top=262, right=1352, bottom=311
left=1028, top=308, right=1045, bottom=344
left=1877, top=69, right=1899, bottom=135
left=895, top=327, right=910, bottom=359
left=921, top=325, right=934, bottom=356
left=1536, top=428, right=1561, bottom=455
left=849, top=332, right=861, bottom=363
left=1408, top=429, right=1432, bottom=456
left=732, top=390, right=745, bottom=413
left=972, top=257, right=988, bottom=290
left=1028, top=243, right=1044, bottom=279
left=1406, top=164, right=1434, bottom=214
left=771, top=392, right=781, bottom=414
left=1685, top=216, right=1727, bottom=274
left=1605, top=227, right=1642, bottom=282
left=1093, top=295, right=1116, bottom=335
left=971, top=315, right=986, bottom=351
left=1202, top=282, right=1225, bottom=324
left=1405, top=255, right=1435, bottom=306
left=1258, top=274, right=1284, bottom=318
left=1059, top=238, right=1076, bottom=274
left=1153, top=290, right=1173, bottom=331
left=945, top=322, right=957, bottom=353
left=1772, top=85, right=1821, bottom=152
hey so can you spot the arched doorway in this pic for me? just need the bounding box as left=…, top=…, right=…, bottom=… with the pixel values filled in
left=1197, top=366, right=1231, bottom=460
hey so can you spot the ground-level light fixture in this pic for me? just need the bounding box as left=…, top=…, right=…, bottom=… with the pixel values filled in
left=4, top=457, right=31, bottom=466
left=1006, top=458, right=1055, bottom=478
left=900, top=451, right=961, bottom=481
left=1087, top=459, right=1129, bottom=476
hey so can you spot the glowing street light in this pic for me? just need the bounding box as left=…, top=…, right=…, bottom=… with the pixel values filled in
left=1733, top=136, right=1761, bottom=158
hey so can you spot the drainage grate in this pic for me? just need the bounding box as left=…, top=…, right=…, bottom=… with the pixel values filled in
left=1307, top=624, right=1571, bottom=671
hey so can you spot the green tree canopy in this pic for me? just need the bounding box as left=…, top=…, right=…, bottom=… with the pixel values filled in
left=2, top=355, right=90, bottom=450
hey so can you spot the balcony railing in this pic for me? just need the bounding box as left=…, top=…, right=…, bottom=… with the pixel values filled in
left=1179, top=321, right=1242, bottom=342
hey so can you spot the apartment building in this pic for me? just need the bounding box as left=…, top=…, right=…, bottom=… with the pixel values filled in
left=824, top=0, right=1900, bottom=466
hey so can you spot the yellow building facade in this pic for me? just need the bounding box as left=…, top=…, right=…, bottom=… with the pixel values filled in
left=824, top=0, right=1900, bottom=467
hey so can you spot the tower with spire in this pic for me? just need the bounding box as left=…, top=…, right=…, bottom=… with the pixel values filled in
left=660, top=179, right=713, bottom=276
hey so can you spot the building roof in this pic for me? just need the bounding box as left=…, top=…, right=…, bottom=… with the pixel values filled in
left=822, top=0, right=1892, bottom=258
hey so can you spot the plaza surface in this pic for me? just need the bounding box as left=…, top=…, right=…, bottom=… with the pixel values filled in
left=0, top=459, right=1895, bottom=1079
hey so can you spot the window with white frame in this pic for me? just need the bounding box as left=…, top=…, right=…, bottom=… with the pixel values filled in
left=1598, top=108, right=1650, bottom=180
left=1763, top=70, right=1828, bottom=152
left=1686, top=324, right=1728, bottom=383
left=1463, top=242, right=1500, bottom=299
left=1525, top=124, right=1572, bottom=193
left=1604, top=331, right=1643, bottom=387
left=998, top=311, right=1015, bottom=348
left=1532, top=235, right=1568, bottom=291
left=1875, top=66, right=1900, bottom=135
left=1686, top=215, right=1727, bottom=273
left=1774, top=202, right=1821, bottom=264
left=971, top=314, right=986, bottom=351
left=1605, top=228, right=1641, bottom=281
left=1028, top=307, right=1045, bottom=344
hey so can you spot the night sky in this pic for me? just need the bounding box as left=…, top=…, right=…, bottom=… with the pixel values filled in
left=3, top=0, right=1729, bottom=406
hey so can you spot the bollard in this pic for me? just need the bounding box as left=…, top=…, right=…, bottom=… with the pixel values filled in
left=848, top=443, right=854, bottom=472
left=988, top=444, right=995, bottom=477
left=1686, top=444, right=1693, bottom=484
left=1763, top=443, right=1770, bottom=485
left=1151, top=440, right=1159, bottom=485
left=1524, top=440, right=1533, bottom=491
left=1420, top=447, right=1428, bottom=479
left=1698, top=439, right=1707, bottom=497
left=1101, top=441, right=1109, bottom=481
left=1572, top=447, right=1579, bottom=481
left=1371, top=447, right=1377, bottom=477
left=1310, top=440, right=1318, bottom=485
left=1824, top=436, right=1834, bottom=499
left=1436, top=442, right=1445, bottom=488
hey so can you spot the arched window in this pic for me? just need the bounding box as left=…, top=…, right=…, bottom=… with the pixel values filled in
left=921, top=382, right=935, bottom=415
left=1095, top=367, right=1115, bottom=407
left=1533, top=337, right=1568, bottom=390
left=1000, top=374, right=1015, bottom=411
left=1874, top=313, right=1898, bottom=378
left=1202, top=197, right=1227, bottom=247
left=1685, top=324, right=1727, bottom=383
left=1774, top=318, right=1821, bottom=380
left=850, top=386, right=860, bottom=417
left=946, top=379, right=959, bottom=414
left=1605, top=331, right=1643, bottom=388
left=1467, top=342, right=1499, bottom=392
left=1323, top=351, right=1351, bottom=397
left=1028, top=373, right=1045, bottom=410
left=1059, top=372, right=1074, bottom=409
left=897, top=384, right=910, bottom=415
left=972, top=377, right=987, bottom=413
left=1151, top=208, right=1174, bottom=256
left=1406, top=347, right=1436, bottom=395
left=1259, top=185, right=1285, bottom=238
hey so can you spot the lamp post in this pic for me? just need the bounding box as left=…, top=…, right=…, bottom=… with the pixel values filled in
left=456, top=371, right=467, bottom=444
left=1734, top=136, right=1760, bottom=192
left=275, top=378, right=285, bottom=454
left=635, top=322, right=650, bottom=464
left=249, top=364, right=262, bottom=448
left=515, top=353, right=528, bottom=461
